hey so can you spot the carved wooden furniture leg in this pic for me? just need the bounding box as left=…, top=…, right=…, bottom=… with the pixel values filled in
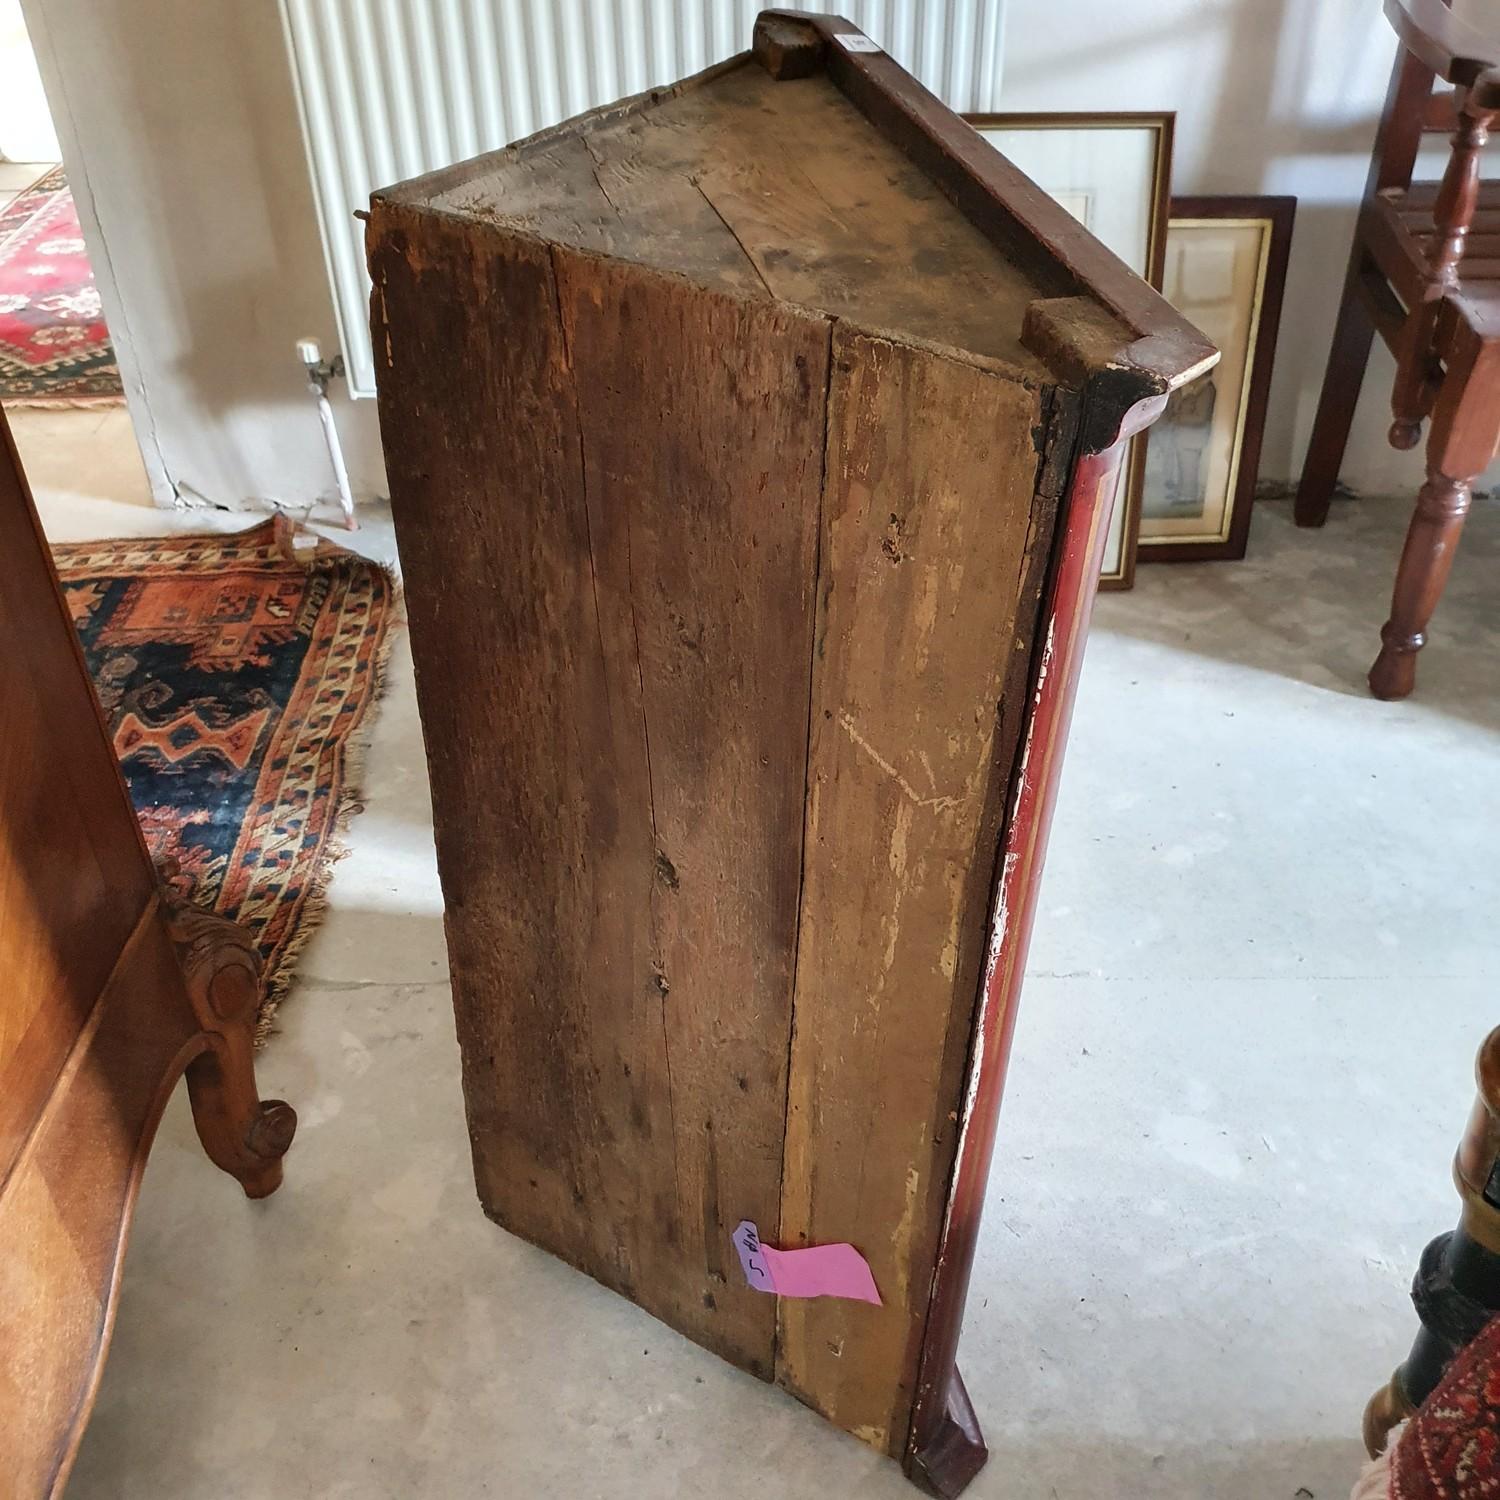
left=1365, top=78, right=1500, bottom=697
left=1368, top=468, right=1472, bottom=699
left=1369, top=312, right=1500, bottom=699
left=906, top=1367, right=987, bottom=1500
left=1294, top=46, right=1435, bottom=527
left=1386, top=304, right=1444, bottom=454
left=1385, top=105, right=1494, bottom=453
left=166, top=899, right=297, bottom=1199
left=1363, top=1025, right=1500, bottom=1457
left=1294, top=255, right=1378, bottom=527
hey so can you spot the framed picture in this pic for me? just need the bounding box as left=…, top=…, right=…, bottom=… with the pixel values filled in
left=965, top=112, right=1174, bottom=589
left=1138, top=196, right=1295, bottom=562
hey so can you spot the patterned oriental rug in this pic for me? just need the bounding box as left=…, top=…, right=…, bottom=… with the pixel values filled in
left=52, top=517, right=398, bottom=1040
left=1352, top=1315, right=1500, bottom=1499
left=0, top=166, right=124, bottom=405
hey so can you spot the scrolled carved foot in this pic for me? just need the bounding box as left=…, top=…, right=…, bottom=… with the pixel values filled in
left=185, top=1043, right=299, bottom=1199
left=250, top=1099, right=298, bottom=1159
left=237, top=1099, right=298, bottom=1200
left=1363, top=1368, right=1415, bottom=1458
left=166, top=896, right=296, bottom=1198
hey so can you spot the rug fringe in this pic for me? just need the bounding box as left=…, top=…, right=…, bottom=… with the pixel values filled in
left=1, top=394, right=126, bottom=409
left=253, top=569, right=407, bottom=1046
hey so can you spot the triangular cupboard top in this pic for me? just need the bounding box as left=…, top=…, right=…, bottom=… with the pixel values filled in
left=374, top=9, right=1215, bottom=408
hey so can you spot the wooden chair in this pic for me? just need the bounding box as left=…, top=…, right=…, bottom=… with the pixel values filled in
left=1295, top=0, right=1500, bottom=699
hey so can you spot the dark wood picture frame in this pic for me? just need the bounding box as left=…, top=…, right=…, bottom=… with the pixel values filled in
left=1138, top=195, right=1296, bottom=563
left=963, top=111, right=1176, bottom=590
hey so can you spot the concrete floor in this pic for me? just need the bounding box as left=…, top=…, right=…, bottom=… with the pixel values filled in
left=13, top=403, right=1498, bottom=1500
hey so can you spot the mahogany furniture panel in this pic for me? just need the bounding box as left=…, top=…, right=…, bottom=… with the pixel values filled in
left=776, top=331, right=1053, bottom=1448
left=369, top=12, right=1215, bottom=1493
left=0, top=409, right=296, bottom=1499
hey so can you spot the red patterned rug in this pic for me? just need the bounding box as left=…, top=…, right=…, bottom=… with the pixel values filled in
left=0, top=165, right=124, bottom=405
left=1390, top=1315, right=1500, bottom=1498
left=1353, top=1317, right=1500, bottom=1499
left=52, top=517, right=398, bottom=1039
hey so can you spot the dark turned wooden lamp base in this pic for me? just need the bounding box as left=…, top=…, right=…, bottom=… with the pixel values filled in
left=1364, top=1025, right=1500, bottom=1458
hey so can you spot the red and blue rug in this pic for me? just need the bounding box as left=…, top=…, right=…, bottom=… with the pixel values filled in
left=52, top=517, right=397, bottom=1038
left=0, top=165, right=123, bottom=405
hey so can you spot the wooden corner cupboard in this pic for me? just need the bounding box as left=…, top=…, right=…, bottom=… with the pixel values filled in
left=368, top=12, right=1215, bottom=1495
left=0, top=407, right=296, bottom=1499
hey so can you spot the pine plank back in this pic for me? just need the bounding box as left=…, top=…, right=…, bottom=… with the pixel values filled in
left=369, top=12, right=1215, bottom=1492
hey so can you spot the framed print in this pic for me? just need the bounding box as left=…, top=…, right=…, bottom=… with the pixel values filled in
left=1138, top=196, right=1295, bottom=562
left=965, top=112, right=1174, bottom=589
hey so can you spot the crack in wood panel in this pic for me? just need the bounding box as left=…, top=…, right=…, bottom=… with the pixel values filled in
left=776, top=328, right=1054, bottom=1452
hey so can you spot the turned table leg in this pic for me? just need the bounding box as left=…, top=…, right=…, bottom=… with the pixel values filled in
left=165, top=900, right=297, bottom=1199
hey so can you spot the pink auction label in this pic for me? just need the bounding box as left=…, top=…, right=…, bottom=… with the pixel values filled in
left=731, top=1220, right=882, bottom=1305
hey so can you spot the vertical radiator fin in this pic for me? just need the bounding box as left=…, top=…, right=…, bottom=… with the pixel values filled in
left=280, top=0, right=1009, bottom=397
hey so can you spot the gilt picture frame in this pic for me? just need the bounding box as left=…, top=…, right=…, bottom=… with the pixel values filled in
left=965, top=111, right=1175, bottom=590
left=1138, top=196, right=1295, bottom=562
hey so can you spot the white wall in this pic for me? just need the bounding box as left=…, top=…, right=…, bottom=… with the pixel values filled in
left=20, top=0, right=384, bottom=512
left=18, top=0, right=1470, bottom=511
left=0, top=0, right=58, bottom=161
left=1002, top=0, right=1462, bottom=496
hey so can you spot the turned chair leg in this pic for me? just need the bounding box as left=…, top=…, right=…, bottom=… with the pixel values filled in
left=165, top=899, right=297, bottom=1199
left=1368, top=468, right=1473, bottom=699
left=1387, top=302, right=1443, bottom=455
left=1295, top=254, right=1377, bottom=528
left=1367, top=320, right=1499, bottom=700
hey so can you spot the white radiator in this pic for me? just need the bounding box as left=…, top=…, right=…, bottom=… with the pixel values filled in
left=279, top=0, right=1009, bottom=397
